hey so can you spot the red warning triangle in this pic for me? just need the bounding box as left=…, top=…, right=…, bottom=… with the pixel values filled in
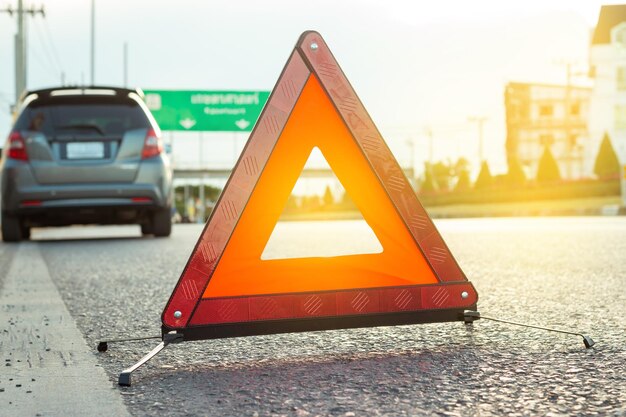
left=162, top=31, right=477, bottom=339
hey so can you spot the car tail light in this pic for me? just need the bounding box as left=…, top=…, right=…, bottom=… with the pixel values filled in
left=131, top=197, right=152, bottom=203
left=6, top=131, right=28, bottom=161
left=141, top=128, right=163, bottom=159
left=20, top=200, right=42, bottom=207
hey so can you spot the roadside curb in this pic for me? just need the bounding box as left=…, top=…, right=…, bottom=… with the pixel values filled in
left=0, top=243, right=130, bottom=417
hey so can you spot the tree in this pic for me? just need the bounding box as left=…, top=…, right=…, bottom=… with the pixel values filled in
left=506, top=156, right=526, bottom=186
left=340, top=190, right=357, bottom=210
left=420, top=162, right=437, bottom=193
left=454, top=157, right=471, bottom=174
left=453, top=157, right=472, bottom=191
left=301, top=195, right=321, bottom=211
left=455, top=169, right=472, bottom=191
left=322, top=185, right=334, bottom=206
left=431, top=160, right=453, bottom=191
left=474, top=161, right=493, bottom=189
left=593, top=132, right=620, bottom=179
left=536, top=145, right=561, bottom=183
left=283, top=195, right=299, bottom=212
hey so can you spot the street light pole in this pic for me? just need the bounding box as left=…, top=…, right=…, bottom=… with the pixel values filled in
left=90, top=0, right=95, bottom=85
left=468, top=116, right=487, bottom=163
left=123, top=42, right=128, bottom=87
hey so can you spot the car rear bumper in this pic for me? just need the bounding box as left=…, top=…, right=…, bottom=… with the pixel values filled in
left=10, top=184, right=165, bottom=208
left=10, top=203, right=165, bottom=227
left=1, top=158, right=172, bottom=220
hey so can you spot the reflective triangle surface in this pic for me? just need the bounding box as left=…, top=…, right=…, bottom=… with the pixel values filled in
left=204, top=76, right=437, bottom=298
left=162, top=31, right=477, bottom=332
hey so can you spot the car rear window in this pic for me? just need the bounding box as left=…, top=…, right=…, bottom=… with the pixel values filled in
left=15, top=96, right=152, bottom=137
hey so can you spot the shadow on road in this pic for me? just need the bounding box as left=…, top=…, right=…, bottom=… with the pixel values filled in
left=28, top=225, right=148, bottom=243
left=34, top=235, right=147, bottom=244
left=130, top=345, right=481, bottom=415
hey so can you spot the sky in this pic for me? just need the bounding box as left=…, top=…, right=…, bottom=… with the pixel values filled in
left=0, top=0, right=621, bottom=177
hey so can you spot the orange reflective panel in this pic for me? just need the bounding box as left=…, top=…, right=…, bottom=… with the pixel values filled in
left=202, top=75, right=437, bottom=299
left=162, top=31, right=478, bottom=334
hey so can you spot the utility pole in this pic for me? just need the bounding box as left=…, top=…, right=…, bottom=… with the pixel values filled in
left=90, top=0, right=95, bottom=85
left=468, top=116, right=487, bottom=163
left=1, top=1, right=45, bottom=104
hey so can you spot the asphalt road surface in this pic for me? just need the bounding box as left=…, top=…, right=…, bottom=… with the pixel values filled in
left=1, top=217, right=625, bottom=416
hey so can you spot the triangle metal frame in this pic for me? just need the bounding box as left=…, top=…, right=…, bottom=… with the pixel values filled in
left=161, top=31, right=478, bottom=341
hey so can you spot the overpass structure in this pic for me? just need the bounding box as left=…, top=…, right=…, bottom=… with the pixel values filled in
left=173, top=166, right=417, bottom=221
left=173, top=167, right=416, bottom=181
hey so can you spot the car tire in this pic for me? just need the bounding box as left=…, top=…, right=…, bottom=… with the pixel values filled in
left=152, top=208, right=172, bottom=237
left=1, top=213, right=22, bottom=242
left=140, top=222, right=154, bottom=236
left=21, top=224, right=31, bottom=240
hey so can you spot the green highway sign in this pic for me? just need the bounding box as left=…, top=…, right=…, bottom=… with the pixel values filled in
left=143, top=90, right=270, bottom=132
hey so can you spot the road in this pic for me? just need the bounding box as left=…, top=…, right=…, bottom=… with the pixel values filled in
left=1, top=217, right=625, bottom=416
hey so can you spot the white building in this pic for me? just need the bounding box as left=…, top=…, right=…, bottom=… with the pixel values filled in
left=505, top=82, right=591, bottom=180
left=588, top=4, right=626, bottom=175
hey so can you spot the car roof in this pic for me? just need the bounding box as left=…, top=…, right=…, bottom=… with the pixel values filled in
left=20, top=86, right=144, bottom=102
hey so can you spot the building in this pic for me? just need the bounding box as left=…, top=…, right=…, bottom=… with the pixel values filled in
left=588, top=4, right=626, bottom=175
left=504, top=82, right=591, bottom=180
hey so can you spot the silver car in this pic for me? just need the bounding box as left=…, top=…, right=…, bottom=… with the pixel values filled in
left=0, top=86, right=173, bottom=242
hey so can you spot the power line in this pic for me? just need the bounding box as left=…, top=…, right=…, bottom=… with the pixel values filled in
left=29, top=45, right=56, bottom=80
left=0, top=1, right=45, bottom=102
left=31, top=18, right=63, bottom=82
left=0, top=93, right=12, bottom=115
left=32, top=18, right=60, bottom=72
left=41, top=17, right=64, bottom=74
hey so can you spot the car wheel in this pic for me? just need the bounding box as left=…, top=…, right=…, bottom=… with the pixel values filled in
left=140, top=222, right=154, bottom=236
left=1, top=213, right=22, bottom=242
left=21, top=224, right=31, bottom=240
left=152, top=208, right=172, bottom=237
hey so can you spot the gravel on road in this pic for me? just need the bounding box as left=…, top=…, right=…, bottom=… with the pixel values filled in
left=33, top=218, right=626, bottom=416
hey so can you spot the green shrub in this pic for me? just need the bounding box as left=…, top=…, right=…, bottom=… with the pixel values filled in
left=420, top=163, right=437, bottom=193
left=506, top=156, right=526, bottom=186
left=536, top=145, right=561, bottom=183
left=594, top=132, right=620, bottom=179
left=455, top=169, right=472, bottom=191
left=474, top=161, right=493, bottom=189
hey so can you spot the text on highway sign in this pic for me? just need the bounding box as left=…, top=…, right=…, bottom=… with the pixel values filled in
left=143, top=90, right=269, bottom=132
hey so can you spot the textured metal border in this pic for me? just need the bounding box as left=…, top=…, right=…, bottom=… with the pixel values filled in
left=167, top=307, right=475, bottom=341
left=296, top=31, right=465, bottom=283
left=187, top=282, right=477, bottom=326
left=162, top=51, right=311, bottom=329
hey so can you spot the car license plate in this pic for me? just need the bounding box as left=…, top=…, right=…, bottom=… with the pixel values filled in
left=66, top=142, right=105, bottom=159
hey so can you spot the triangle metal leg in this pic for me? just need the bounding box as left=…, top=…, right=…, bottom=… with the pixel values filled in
left=118, top=339, right=172, bottom=386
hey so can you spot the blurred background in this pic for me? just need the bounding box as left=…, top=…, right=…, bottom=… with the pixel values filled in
left=1, top=0, right=625, bottom=221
